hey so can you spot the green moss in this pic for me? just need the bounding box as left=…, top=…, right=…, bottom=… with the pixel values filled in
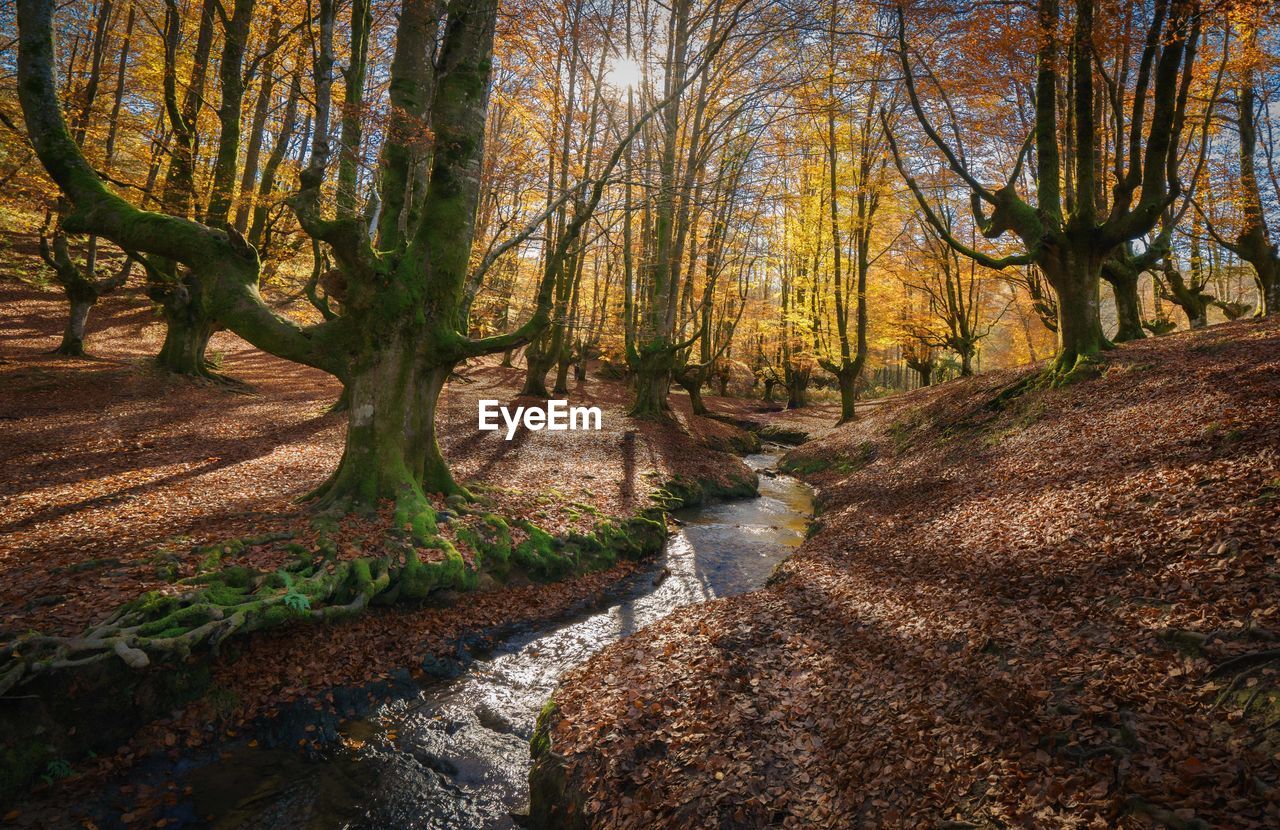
left=530, top=699, right=558, bottom=759
left=594, top=516, right=667, bottom=561
left=780, top=442, right=874, bottom=476
left=480, top=515, right=513, bottom=562
left=458, top=518, right=514, bottom=579
left=399, top=539, right=471, bottom=599
left=200, top=583, right=249, bottom=606
left=261, top=604, right=294, bottom=626
left=513, top=521, right=572, bottom=580
left=123, top=590, right=181, bottom=620
left=653, top=476, right=704, bottom=509
left=1055, top=354, right=1104, bottom=387
left=393, top=496, right=438, bottom=540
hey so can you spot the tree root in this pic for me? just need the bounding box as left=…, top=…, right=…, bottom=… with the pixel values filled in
left=1209, top=649, right=1280, bottom=679
left=1126, top=797, right=1211, bottom=830
left=0, top=487, right=672, bottom=696
left=0, top=549, right=389, bottom=696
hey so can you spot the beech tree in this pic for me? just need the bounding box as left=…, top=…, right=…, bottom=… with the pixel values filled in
left=888, top=0, right=1205, bottom=378
left=17, top=0, right=634, bottom=520
left=901, top=213, right=1003, bottom=376
left=813, top=0, right=893, bottom=423
left=1198, top=12, right=1280, bottom=317
left=620, top=0, right=757, bottom=417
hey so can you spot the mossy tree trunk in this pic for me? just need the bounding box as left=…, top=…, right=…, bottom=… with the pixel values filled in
left=144, top=268, right=219, bottom=376
left=1044, top=246, right=1109, bottom=374
left=1103, top=264, right=1146, bottom=342
left=18, top=0, right=664, bottom=521
left=629, top=345, right=674, bottom=419
left=311, top=346, right=460, bottom=510
left=61, top=297, right=93, bottom=356
left=39, top=223, right=131, bottom=357
left=1159, top=256, right=1213, bottom=329
left=673, top=364, right=709, bottom=416
left=156, top=297, right=217, bottom=375
left=890, top=0, right=1201, bottom=377
left=784, top=363, right=809, bottom=410
left=522, top=333, right=556, bottom=398
left=834, top=366, right=857, bottom=422
left=552, top=341, right=574, bottom=395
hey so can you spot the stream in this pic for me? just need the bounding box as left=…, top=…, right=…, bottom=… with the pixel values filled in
left=181, top=448, right=813, bottom=829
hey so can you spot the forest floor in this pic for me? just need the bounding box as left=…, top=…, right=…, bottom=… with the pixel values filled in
left=0, top=277, right=794, bottom=820
left=536, top=318, right=1280, bottom=829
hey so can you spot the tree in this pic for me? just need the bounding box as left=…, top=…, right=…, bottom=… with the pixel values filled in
left=887, top=0, right=1205, bottom=379
left=621, top=0, right=755, bottom=417
left=38, top=212, right=131, bottom=355
left=1197, top=9, right=1280, bottom=317
left=812, top=0, right=891, bottom=423
left=16, top=0, right=639, bottom=524
left=902, top=212, right=1003, bottom=376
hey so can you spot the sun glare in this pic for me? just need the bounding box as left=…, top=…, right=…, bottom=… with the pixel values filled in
left=605, top=57, right=643, bottom=91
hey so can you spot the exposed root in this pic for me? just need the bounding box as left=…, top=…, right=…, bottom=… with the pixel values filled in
left=1209, top=648, right=1280, bottom=679
left=0, top=541, right=390, bottom=696
left=1126, top=797, right=1211, bottom=830
left=49, top=342, right=87, bottom=358
left=0, top=484, right=677, bottom=696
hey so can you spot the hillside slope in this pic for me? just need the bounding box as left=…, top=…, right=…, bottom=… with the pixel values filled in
left=532, top=319, right=1280, bottom=829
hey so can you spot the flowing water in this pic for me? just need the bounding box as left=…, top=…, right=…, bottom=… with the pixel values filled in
left=182, top=449, right=812, bottom=829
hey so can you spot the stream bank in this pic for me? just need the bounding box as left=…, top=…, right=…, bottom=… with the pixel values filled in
left=90, top=448, right=811, bottom=829
left=520, top=323, right=1280, bottom=829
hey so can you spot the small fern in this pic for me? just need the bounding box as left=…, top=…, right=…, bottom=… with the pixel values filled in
left=40, top=758, right=73, bottom=785
left=278, top=571, right=311, bottom=612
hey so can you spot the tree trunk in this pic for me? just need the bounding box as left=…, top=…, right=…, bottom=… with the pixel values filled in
left=552, top=344, right=572, bottom=395
left=786, top=368, right=809, bottom=409
left=835, top=367, right=856, bottom=424
left=42, top=226, right=129, bottom=357
left=521, top=335, right=555, bottom=397
left=312, top=350, right=460, bottom=512
left=629, top=347, right=673, bottom=418
left=1107, top=269, right=1146, bottom=342
left=56, top=297, right=93, bottom=356
left=762, top=378, right=776, bottom=402
left=1234, top=68, right=1279, bottom=317
left=1257, top=262, right=1279, bottom=318
left=1047, top=251, right=1107, bottom=374
left=674, top=366, right=708, bottom=416
left=156, top=294, right=216, bottom=376
left=916, top=364, right=933, bottom=387
left=959, top=349, right=974, bottom=377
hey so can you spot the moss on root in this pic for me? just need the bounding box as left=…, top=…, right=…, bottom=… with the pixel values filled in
left=0, top=467, right=753, bottom=802
left=528, top=700, right=589, bottom=830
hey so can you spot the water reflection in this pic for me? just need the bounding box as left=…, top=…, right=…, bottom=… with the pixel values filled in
left=188, top=450, right=812, bottom=829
